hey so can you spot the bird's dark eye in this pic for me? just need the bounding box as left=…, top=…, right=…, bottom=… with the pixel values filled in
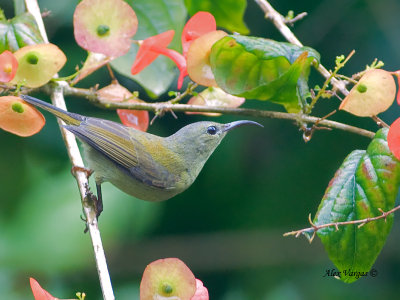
left=207, top=126, right=217, bottom=135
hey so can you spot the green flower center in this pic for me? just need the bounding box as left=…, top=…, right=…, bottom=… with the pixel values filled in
left=11, top=102, right=24, bottom=113
left=96, top=24, right=110, bottom=37
left=161, top=282, right=174, bottom=295
left=26, top=52, right=39, bottom=65
left=357, top=83, right=367, bottom=93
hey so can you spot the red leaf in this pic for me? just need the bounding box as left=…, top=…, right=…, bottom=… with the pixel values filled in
left=388, top=117, right=400, bottom=160
left=131, top=30, right=175, bottom=74
left=117, top=109, right=149, bottom=131
left=30, top=278, right=58, bottom=300
left=182, top=12, right=216, bottom=57
left=0, top=50, right=18, bottom=82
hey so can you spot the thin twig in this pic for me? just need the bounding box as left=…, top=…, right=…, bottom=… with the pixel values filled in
left=254, top=0, right=349, bottom=97
left=255, top=0, right=392, bottom=130
left=308, top=50, right=355, bottom=112
left=283, top=205, right=400, bottom=240
left=285, top=11, right=308, bottom=26
left=168, top=82, right=198, bottom=104
left=25, top=1, right=115, bottom=299
left=59, top=85, right=375, bottom=138
left=256, top=0, right=396, bottom=236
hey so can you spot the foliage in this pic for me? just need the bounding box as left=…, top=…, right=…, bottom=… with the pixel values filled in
left=307, top=128, right=400, bottom=283
left=1, top=0, right=400, bottom=298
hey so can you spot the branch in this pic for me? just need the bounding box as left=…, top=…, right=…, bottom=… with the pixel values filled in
left=59, top=85, right=375, bottom=139
left=25, top=1, right=115, bottom=299
left=283, top=205, right=400, bottom=242
left=254, top=0, right=349, bottom=97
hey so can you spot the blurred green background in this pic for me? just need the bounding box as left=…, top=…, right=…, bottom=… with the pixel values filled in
left=1, top=0, right=400, bottom=299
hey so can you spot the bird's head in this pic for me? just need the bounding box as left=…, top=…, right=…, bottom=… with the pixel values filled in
left=167, top=120, right=263, bottom=164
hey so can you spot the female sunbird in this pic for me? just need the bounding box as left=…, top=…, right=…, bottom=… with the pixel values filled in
left=20, top=95, right=262, bottom=214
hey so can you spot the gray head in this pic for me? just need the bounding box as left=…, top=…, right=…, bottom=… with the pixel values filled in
left=166, top=120, right=263, bottom=177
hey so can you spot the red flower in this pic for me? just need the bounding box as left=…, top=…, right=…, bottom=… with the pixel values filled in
left=131, top=30, right=187, bottom=89
left=182, top=12, right=216, bottom=57
left=131, top=12, right=219, bottom=90
left=30, top=278, right=58, bottom=300
left=388, top=117, right=400, bottom=160
left=30, top=278, right=77, bottom=300
left=0, top=50, right=18, bottom=82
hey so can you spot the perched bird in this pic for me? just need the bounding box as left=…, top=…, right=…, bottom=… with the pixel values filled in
left=20, top=95, right=262, bottom=214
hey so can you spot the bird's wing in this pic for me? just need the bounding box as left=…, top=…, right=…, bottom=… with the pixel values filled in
left=64, top=118, right=178, bottom=189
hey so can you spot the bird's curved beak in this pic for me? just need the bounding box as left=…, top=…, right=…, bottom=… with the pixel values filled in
left=222, top=120, right=263, bottom=132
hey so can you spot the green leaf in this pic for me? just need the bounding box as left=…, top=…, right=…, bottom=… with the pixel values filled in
left=184, top=0, right=249, bottom=34
left=111, top=0, right=186, bottom=97
left=210, top=35, right=320, bottom=113
left=0, top=13, right=44, bottom=53
left=310, top=128, right=400, bottom=283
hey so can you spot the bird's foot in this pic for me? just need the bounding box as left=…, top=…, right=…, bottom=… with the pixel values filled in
left=71, top=165, right=94, bottom=178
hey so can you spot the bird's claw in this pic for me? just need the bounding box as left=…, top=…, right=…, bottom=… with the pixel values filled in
left=71, top=165, right=94, bottom=178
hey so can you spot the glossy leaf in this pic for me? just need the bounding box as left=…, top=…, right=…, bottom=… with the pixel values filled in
left=339, top=69, right=396, bottom=117
left=309, top=129, right=400, bottom=283
left=0, top=13, right=44, bottom=53
left=210, top=35, right=320, bottom=113
left=111, top=0, right=187, bottom=97
left=184, top=0, right=249, bottom=34
left=140, top=258, right=196, bottom=300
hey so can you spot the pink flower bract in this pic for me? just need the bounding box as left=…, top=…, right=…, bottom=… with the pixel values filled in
left=0, top=50, right=18, bottom=82
left=74, top=0, right=138, bottom=57
left=191, top=279, right=209, bottom=300
left=140, top=258, right=196, bottom=300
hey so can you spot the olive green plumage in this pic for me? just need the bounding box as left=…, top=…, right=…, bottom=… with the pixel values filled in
left=20, top=95, right=262, bottom=202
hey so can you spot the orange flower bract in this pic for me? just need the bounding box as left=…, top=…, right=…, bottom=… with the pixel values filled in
left=0, top=96, right=45, bottom=137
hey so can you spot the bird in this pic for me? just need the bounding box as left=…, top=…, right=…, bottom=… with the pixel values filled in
left=20, top=94, right=262, bottom=215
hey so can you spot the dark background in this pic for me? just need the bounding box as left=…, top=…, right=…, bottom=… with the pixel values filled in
left=1, top=0, right=400, bottom=299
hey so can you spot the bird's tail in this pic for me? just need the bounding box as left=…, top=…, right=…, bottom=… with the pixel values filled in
left=19, top=95, right=84, bottom=126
